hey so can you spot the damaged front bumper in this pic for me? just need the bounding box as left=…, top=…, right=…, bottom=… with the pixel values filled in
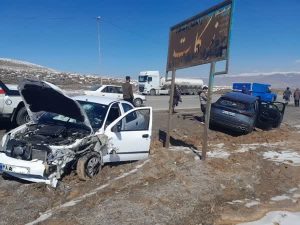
left=0, top=153, right=58, bottom=187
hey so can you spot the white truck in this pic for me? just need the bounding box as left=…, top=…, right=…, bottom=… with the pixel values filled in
left=0, top=80, right=29, bottom=126
left=138, top=71, right=204, bottom=95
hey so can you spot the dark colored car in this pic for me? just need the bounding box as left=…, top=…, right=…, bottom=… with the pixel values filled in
left=210, top=92, right=285, bottom=134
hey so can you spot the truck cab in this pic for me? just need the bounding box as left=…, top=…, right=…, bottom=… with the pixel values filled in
left=138, top=71, right=168, bottom=95
left=232, top=82, right=277, bottom=102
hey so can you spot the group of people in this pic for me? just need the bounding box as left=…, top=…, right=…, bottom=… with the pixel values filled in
left=172, top=85, right=208, bottom=123
left=283, top=87, right=300, bottom=107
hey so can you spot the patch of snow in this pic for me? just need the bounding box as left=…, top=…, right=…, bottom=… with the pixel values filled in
left=270, top=195, right=291, bottom=201
left=288, top=188, right=298, bottom=193
left=263, top=150, right=300, bottom=166
left=293, top=125, right=300, bottom=129
left=293, top=193, right=300, bottom=198
left=238, top=211, right=300, bottom=225
left=236, top=142, right=286, bottom=153
left=227, top=199, right=244, bottom=205
left=207, top=150, right=230, bottom=159
left=245, top=200, right=260, bottom=208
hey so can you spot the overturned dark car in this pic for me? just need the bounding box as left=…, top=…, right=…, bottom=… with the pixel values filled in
left=210, top=92, right=285, bottom=134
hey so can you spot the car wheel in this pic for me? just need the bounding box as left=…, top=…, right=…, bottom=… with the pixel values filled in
left=133, top=98, right=142, bottom=107
left=15, top=107, right=30, bottom=126
left=150, top=89, right=156, bottom=96
left=77, top=152, right=101, bottom=181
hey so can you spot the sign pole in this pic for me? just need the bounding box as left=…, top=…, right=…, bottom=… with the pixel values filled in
left=202, top=61, right=215, bottom=160
left=165, top=69, right=176, bottom=148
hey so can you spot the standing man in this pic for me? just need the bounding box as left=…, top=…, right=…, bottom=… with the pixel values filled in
left=199, top=86, right=208, bottom=123
left=122, top=76, right=134, bottom=105
left=172, top=85, right=181, bottom=113
left=283, top=87, right=292, bottom=105
left=294, top=88, right=300, bottom=107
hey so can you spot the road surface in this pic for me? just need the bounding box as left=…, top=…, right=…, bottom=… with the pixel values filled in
left=144, top=95, right=220, bottom=111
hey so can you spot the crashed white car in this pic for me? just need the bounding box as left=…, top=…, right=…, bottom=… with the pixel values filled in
left=0, top=79, right=152, bottom=187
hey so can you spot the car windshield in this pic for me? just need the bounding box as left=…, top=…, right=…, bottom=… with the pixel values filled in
left=218, top=98, right=248, bottom=110
left=90, top=85, right=102, bottom=91
left=78, top=101, right=108, bottom=130
left=38, top=112, right=90, bottom=131
left=38, top=101, right=108, bottom=131
left=138, top=76, right=147, bottom=82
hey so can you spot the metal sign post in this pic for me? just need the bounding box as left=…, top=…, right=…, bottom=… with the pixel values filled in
left=165, top=0, right=233, bottom=153
left=202, top=62, right=215, bottom=160
left=166, top=69, right=176, bottom=148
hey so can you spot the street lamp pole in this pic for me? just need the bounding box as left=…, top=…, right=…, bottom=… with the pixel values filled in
left=96, top=16, right=102, bottom=85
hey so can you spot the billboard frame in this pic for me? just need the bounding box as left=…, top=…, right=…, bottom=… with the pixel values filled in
left=165, top=0, right=234, bottom=160
left=166, top=0, right=233, bottom=72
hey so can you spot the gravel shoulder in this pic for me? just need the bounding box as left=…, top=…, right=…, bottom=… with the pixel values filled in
left=0, top=106, right=300, bottom=225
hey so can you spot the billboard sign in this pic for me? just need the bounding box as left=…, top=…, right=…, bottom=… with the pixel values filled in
left=166, top=0, right=233, bottom=71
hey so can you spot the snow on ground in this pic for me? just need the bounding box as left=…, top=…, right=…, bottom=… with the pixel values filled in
left=0, top=58, right=45, bottom=68
left=263, top=150, right=300, bottom=166
left=169, top=145, right=230, bottom=159
left=238, top=211, right=300, bottom=225
left=236, top=142, right=286, bottom=153
left=207, top=150, right=230, bottom=159
left=226, top=199, right=261, bottom=208
left=270, top=195, right=291, bottom=201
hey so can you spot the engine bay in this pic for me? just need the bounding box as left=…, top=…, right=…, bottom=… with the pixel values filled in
left=4, top=123, right=90, bottom=162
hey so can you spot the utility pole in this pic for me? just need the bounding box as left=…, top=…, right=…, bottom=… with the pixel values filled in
left=96, top=16, right=102, bottom=85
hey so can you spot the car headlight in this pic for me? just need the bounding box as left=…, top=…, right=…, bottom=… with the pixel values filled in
left=0, top=134, right=8, bottom=152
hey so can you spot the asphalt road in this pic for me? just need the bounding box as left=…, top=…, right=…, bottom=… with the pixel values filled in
left=144, top=94, right=220, bottom=111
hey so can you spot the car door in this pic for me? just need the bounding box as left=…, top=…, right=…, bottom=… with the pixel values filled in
left=270, top=102, right=285, bottom=128
left=102, top=86, right=122, bottom=99
left=114, top=86, right=123, bottom=100
left=100, top=86, right=114, bottom=98
left=256, top=102, right=285, bottom=130
left=103, top=107, right=152, bottom=163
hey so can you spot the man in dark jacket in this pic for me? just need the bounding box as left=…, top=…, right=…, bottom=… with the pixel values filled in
left=172, top=85, right=181, bottom=113
left=199, top=86, right=208, bottom=123
left=122, top=76, right=134, bottom=105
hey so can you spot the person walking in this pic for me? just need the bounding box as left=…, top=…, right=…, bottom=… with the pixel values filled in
left=283, top=87, right=292, bottom=105
left=294, top=88, right=300, bottom=107
left=122, top=76, right=134, bottom=105
left=172, top=85, right=181, bottom=113
left=199, top=86, right=208, bottom=123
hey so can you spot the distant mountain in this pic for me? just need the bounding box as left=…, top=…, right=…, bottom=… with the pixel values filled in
left=0, top=58, right=124, bottom=89
left=203, top=72, right=300, bottom=90
left=0, top=58, right=57, bottom=73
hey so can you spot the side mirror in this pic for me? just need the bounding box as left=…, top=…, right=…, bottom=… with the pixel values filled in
left=111, top=122, right=121, bottom=133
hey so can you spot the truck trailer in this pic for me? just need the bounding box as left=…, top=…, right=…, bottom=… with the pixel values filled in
left=138, top=71, right=204, bottom=95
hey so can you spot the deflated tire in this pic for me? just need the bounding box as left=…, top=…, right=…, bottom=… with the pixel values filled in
left=77, top=152, right=101, bottom=181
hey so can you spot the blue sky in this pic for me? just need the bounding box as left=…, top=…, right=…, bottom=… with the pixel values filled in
left=1, top=0, right=300, bottom=78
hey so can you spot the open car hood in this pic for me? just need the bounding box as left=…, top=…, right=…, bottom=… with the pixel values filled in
left=18, top=79, right=93, bottom=132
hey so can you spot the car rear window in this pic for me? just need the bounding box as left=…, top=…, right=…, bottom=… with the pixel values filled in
left=218, top=98, right=248, bottom=110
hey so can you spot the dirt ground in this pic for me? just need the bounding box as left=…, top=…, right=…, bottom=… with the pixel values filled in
left=0, top=105, right=300, bottom=225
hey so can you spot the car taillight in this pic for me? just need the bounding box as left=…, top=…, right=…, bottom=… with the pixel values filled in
left=0, top=88, right=6, bottom=94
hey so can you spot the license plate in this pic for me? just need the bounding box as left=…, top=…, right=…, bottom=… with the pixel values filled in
left=222, top=110, right=236, bottom=117
left=0, top=163, right=29, bottom=174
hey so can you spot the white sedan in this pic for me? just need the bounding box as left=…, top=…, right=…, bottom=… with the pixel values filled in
left=0, top=79, right=152, bottom=187
left=84, top=84, right=146, bottom=107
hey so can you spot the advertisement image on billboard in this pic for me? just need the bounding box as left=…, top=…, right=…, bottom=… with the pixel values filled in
left=166, top=0, right=233, bottom=71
